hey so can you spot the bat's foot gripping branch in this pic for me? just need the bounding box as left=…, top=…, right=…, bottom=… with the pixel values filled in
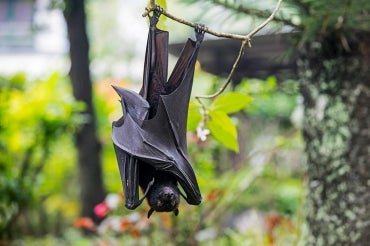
left=149, top=7, right=162, bottom=27
left=194, top=23, right=206, bottom=43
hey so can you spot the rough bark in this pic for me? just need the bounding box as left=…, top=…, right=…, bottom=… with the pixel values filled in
left=298, top=32, right=370, bottom=245
left=64, top=0, right=106, bottom=221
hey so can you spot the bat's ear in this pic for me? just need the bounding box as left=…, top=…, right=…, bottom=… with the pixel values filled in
left=147, top=208, right=155, bottom=219
left=174, top=209, right=179, bottom=216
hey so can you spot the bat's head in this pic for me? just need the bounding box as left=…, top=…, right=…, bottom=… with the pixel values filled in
left=147, top=180, right=180, bottom=218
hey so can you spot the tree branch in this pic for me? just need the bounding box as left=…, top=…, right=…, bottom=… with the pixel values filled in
left=143, top=5, right=248, bottom=40
left=144, top=0, right=283, bottom=41
left=196, top=39, right=249, bottom=100
left=143, top=0, right=283, bottom=126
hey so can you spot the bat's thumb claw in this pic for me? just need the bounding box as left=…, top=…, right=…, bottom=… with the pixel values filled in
left=174, top=209, right=179, bottom=216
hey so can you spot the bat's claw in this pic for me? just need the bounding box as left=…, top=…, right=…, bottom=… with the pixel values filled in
left=154, top=5, right=164, bottom=15
left=194, top=23, right=206, bottom=43
left=147, top=208, right=154, bottom=218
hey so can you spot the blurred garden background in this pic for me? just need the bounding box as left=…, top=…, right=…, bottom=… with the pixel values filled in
left=1, top=0, right=369, bottom=245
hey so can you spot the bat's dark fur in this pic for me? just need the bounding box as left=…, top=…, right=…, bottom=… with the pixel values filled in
left=112, top=10, right=204, bottom=217
left=138, top=163, right=180, bottom=217
left=147, top=172, right=180, bottom=217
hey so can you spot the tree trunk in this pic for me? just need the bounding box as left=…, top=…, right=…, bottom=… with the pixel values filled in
left=299, top=32, right=370, bottom=245
left=64, top=0, right=106, bottom=221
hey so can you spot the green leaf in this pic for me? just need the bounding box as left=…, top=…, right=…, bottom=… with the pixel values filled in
left=187, top=100, right=201, bottom=131
left=207, top=110, right=239, bottom=152
left=211, top=92, right=252, bottom=114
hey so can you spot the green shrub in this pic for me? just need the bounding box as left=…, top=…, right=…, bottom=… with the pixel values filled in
left=0, top=73, right=84, bottom=238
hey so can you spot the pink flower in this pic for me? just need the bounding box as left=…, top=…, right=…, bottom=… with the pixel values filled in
left=94, top=202, right=110, bottom=218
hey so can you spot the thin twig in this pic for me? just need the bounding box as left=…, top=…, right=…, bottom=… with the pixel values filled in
left=195, top=39, right=249, bottom=100
left=195, top=0, right=283, bottom=100
left=246, top=0, right=283, bottom=39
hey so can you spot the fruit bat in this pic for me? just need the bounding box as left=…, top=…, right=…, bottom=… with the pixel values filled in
left=112, top=10, right=204, bottom=218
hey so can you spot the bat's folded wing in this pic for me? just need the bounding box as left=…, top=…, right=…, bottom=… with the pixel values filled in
left=112, top=86, right=149, bottom=125
left=112, top=95, right=202, bottom=205
left=112, top=26, right=204, bottom=207
left=112, top=144, right=140, bottom=209
left=143, top=97, right=202, bottom=205
left=112, top=86, right=151, bottom=209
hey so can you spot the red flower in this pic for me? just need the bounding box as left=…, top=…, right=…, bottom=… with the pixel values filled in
left=94, top=202, right=110, bottom=218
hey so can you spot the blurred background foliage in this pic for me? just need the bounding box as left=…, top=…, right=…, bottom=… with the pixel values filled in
left=0, top=0, right=306, bottom=245
left=0, top=73, right=84, bottom=237
left=1, top=71, right=305, bottom=245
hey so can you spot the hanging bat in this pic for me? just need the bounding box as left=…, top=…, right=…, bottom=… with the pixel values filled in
left=112, top=10, right=204, bottom=218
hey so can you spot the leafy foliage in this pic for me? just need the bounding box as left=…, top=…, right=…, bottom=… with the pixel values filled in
left=208, top=109, right=239, bottom=151
left=205, top=92, right=253, bottom=151
left=210, top=92, right=253, bottom=114
left=188, top=74, right=298, bottom=152
left=1, top=71, right=304, bottom=244
left=0, top=73, right=84, bottom=237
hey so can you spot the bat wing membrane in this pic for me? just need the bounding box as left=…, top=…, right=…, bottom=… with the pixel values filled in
left=112, top=12, right=204, bottom=208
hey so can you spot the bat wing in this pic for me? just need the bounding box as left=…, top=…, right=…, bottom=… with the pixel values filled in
left=112, top=11, right=204, bottom=208
left=112, top=13, right=169, bottom=209
left=140, top=19, right=168, bottom=118
left=112, top=87, right=150, bottom=209
left=156, top=35, right=204, bottom=204
left=112, top=29, right=203, bottom=205
left=163, top=36, right=202, bottom=157
left=112, top=144, right=140, bottom=209
left=112, top=90, right=201, bottom=204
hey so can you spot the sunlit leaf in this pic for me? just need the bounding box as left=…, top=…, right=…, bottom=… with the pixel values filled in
left=207, top=110, right=239, bottom=152
left=211, top=92, right=253, bottom=114
left=187, top=100, right=202, bottom=131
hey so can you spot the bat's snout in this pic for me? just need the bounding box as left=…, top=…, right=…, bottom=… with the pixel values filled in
left=161, top=188, right=175, bottom=200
